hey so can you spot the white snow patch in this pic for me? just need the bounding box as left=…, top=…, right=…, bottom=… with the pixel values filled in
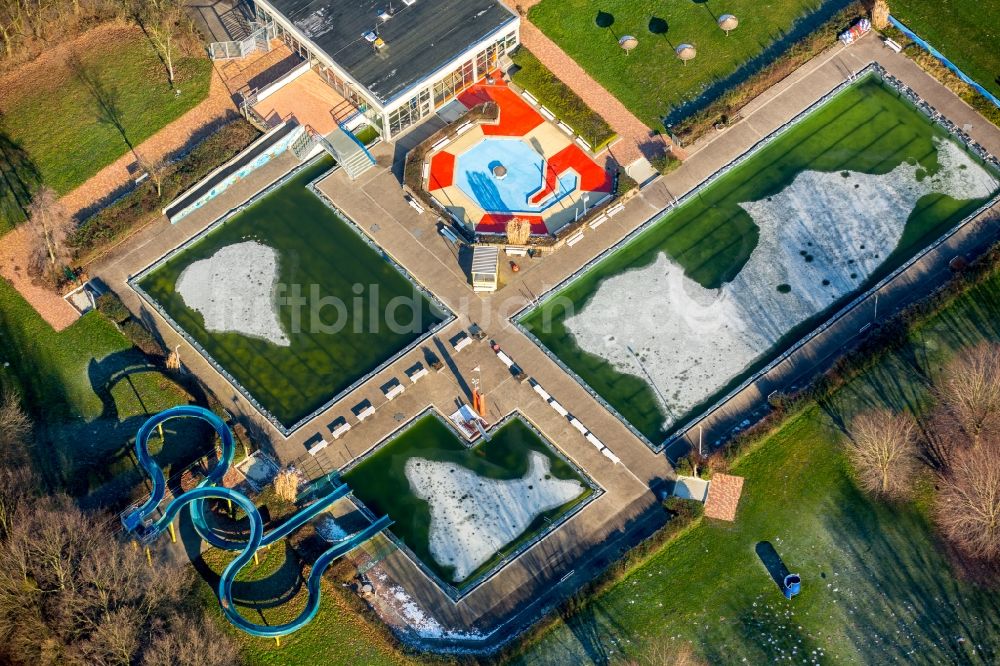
left=405, top=451, right=583, bottom=581
left=176, top=241, right=289, bottom=346
left=315, top=516, right=347, bottom=542
left=565, top=138, right=997, bottom=429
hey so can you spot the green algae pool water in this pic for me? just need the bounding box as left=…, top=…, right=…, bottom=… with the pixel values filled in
left=343, top=413, right=594, bottom=591
left=137, top=158, right=448, bottom=430
left=520, top=75, right=1000, bottom=447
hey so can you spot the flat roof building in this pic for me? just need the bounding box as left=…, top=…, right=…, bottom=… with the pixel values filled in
left=252, top=0, right=519, bottom=139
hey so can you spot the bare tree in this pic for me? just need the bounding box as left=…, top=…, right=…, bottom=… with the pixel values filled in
left=137, top=152, right=168, bottom=197
left=142, top=613, right=240, bottom=666
left=0, top=386, right=31, bottom=460
left=505, top=216, right=532, bottom=246
left=936, top=440, right=1000, bottom=560
left=131, top=0, right=185, bottom=87
left=25, top=186, right=72, bottom=288
left=273, top=468, right=300, bottom=504
left=935, top=343, right=1000, bottom=448
left=847, top=409, right=919, bottom=498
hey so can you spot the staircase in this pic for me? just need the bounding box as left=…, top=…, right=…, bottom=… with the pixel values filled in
left=320, top=127, right=376, bottom=180
left=289, top=129, right=318, bottom=161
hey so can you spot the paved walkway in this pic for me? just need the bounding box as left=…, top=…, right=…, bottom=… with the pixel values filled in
left=504, top=1, right=674, bottom=166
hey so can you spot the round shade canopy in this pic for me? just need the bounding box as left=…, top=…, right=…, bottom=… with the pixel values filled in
left=619, top=35, right=639, bottom=51
left=675, top=43, right=697, bottom=61
left=718, top=14, right=739, bottom=33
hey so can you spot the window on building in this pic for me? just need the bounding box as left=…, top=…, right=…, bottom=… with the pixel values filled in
left=388, top=88, right=431, bottom=135
left=432, top=59, right=475, bottom=107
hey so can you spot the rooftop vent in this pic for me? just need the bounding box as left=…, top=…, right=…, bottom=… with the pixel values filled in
left=363, top=30, right=386, bottom=50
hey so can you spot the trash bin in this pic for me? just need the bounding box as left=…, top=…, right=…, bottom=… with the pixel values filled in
left=783, top=573, right=801, bottom=599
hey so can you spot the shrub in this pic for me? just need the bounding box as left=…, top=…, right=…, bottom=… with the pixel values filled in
left=663, top=496, right=705, bottom=523
left=650, top=152, right=682, bottom=175
left=71, top=120, right=260, bottom=260
left=616, top=168, right=638, bottom=196
left=121, top=320, right=164, bottom=357
left=95, top=291, right=131, bottom=325
left=510, top=47, right=617, bottom=150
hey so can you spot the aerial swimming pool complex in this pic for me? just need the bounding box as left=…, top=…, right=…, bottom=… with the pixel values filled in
left=134, top=158, right=450, bottom=432
left=519, top=72, right=1000, bottom=447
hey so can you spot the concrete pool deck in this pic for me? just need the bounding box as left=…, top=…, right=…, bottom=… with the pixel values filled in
left=86, top=31, right=1000, bottom=649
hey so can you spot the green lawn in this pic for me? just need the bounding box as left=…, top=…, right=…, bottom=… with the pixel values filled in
left=514, top=267, right=1000, bottom=664
left=0, top=279, right=212, bottom=500
left=528, top=0, right=849, bottom=129
left=0, top=26, right=213, bottom=232
left=891, top=0, right=1000, bottom=97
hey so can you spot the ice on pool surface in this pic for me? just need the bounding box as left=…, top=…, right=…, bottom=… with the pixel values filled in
left=405, top=451, right=584, bottom=582
left=176, top=240, right=289, bottom=346
left=565, top=138, right=998, bottom=430
left=456, top=137, right=577, bottom=214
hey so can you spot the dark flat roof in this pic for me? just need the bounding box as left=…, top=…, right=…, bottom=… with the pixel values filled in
left=264, top=0, right=516, bottom=105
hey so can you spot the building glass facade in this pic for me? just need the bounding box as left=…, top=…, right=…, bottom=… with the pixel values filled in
left=253, top=1, right=518, bottom=140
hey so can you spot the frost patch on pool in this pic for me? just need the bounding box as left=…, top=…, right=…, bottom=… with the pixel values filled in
left=405, top=451, right=583, bottom=581
left=176, top=241, right=289, bottom=346
left=564, top=138, right=998, bottom=431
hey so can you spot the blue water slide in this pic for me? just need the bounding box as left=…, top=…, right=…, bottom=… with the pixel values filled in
left=121, top=405, right=391, bottom=638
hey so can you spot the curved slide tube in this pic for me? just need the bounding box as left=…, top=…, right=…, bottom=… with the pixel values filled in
left=121, top=406, right=391, bottom=638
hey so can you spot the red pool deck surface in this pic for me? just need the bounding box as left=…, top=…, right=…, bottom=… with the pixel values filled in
left=529, top=143, right=612, bottom=205
left=459, top=81, right=544, bottom=137
left=428, top=151, right=455, bottom=191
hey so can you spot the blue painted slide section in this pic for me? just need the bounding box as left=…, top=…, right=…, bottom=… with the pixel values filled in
left=122, top=405, right=391, bottom=638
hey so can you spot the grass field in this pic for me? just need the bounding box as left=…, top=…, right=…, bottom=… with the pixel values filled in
left=343, top=414, right=593, bottom=589
left=891, top=0, right=1000, bottom=98
left=528, top=0, right=850, bottom=128
left=138, top=158, right=448, bottom=429
left=0, top=279, right=212, bottom=500
left=515, top=263, right=1000, bottom=664
left=521, top=75, right=998, bottom=445
left=0, top=23, right=213, bottom=233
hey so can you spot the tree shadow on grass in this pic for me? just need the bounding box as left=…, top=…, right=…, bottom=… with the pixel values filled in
left=0, top=118, right=40, bottom=228
left=68, top=52, right=138, bottom=160
left=820, top=481, right=1000, bottom=662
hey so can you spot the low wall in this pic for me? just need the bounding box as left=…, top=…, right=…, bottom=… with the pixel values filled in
left=163, top=122, right=304, bottom=223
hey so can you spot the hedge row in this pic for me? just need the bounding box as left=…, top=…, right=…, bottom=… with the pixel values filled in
left=71, top=119, right=261, bottom=260
left=510, top=47, right=617, bottom=151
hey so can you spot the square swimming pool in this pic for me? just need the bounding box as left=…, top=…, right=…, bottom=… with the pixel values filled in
left=134, top=157, right=450, bottom=433
left=342, top=411, right=598, bottom=597
left=518, top=71, right=1000, bottom=448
